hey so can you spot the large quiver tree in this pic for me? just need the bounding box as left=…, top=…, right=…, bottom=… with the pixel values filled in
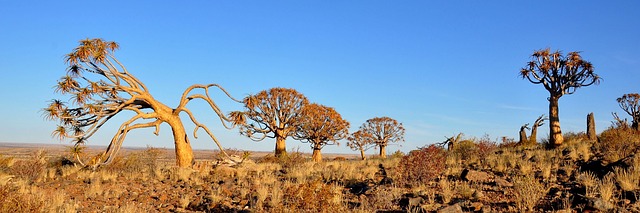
left=353, top=117, right=405, bottom=159
left=293, top=103, right=350, bottom=162
left=43, top=38, right=240, bottom=168
left=229, top=87, right=309, bottom=157
left=617, top=93, right=640, bottom=131
left=520, top=48, right=600, bottom=147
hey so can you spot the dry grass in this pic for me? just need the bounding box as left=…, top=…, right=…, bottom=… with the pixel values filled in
left=513, top=174, right=548, bottom=212
left=5, top=130, right=640, bottom=212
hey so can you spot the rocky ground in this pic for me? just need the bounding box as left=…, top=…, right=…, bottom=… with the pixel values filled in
left=2, top=130, right=640, bottom=212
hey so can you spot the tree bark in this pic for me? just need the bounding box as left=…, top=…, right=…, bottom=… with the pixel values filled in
left=587, top=112, right=597, bottom=141
left=379, top=145, right=387, bottom=159
left=275, top=134, right=287, bottom=157
left=519, top=127, right=528, bottom=145
left=529, top=126, right=538, bottom=146
left=549, top=96, right=564, bottom=147
left=360, top=149, right=366, bottom=160
left=312, top=147, right=322, bottom=163
left=167, top=118, right=194, bottom=168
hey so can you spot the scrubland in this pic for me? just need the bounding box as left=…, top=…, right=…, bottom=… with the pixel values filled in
left=2, top=124, right=640, bottom=212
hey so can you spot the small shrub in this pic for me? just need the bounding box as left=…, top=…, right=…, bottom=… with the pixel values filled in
left=395, top=145, right=446, bottom=186
left=513, top=175, right=548, bottom=212
left=596, top=125, right=640, bottom=162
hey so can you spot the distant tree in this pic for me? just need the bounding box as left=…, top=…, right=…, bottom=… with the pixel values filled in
left=293, top=103, right=350, bottom=162
left=520, top=48, right=600, bottom=147
left=616, top=93, right=640, bottom=131
left=347, top=130, right=373, bottom=160
left=229, top=88, right=309, bottom=157
left=350, top=117, right=405, bottom=159
left=42, top=38, right=240, bottom=168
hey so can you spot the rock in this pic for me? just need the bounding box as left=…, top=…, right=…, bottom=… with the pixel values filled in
left=472, top=190, right=484, bottom=200
left=399, top=194, right=424, bottom=210
left=470, top=202, right=483, bottom=211
left=438, top=203, right=463, bottom=213
left=461, top=169, right=492, bottom=183
left=587, top=197, right=615, bottom=212
left=494, top=177, right=513, bottom=187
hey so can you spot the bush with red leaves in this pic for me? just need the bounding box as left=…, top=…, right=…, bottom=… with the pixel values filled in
left=395, top=145, right=446, bottom=186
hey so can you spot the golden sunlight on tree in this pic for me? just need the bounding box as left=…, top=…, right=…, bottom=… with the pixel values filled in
left=617, top=93, right=640, bottom=131
left=229, top=88, right=309, bottom=157
left=347, top=117, right=405, bottom=159
left=42, top=38, right=240, bottom=168
left=520, top=48, right=600, bottom=147
left=292, top=103, right=350, bottom=162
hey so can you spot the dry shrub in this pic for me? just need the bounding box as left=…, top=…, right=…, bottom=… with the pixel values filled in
left=395, top=145, right=446, bottom=186
left=596, top=125, right=640, bottom=162
left=282, top=179, right=345, bottom=211
left=513, top=175, right=548, bottom=212
left=11, top=150, right=47, bottom=182
left=104, top=146, right=163, bottom=174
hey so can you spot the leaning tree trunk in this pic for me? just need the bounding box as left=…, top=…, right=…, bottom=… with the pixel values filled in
left=275, top=133, right=287, bottom=157
left=549, top=96, right=564, bottom=147
left=312, top=147, right=322, bottom=163
left=529, top=125, right=538, bottom=146
left=379, top=145, right=387, bottom=159
left=587, top=112, right=597, bottom=141
left=167, top=117, right=194, bottom=168
left=360, top=149, right=367, bottom=160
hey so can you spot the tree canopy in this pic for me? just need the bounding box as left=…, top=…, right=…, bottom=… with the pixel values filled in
left=293, top=103, right=350, bottom=162
left=348, top=117, right=405, bottom=159
left=230, top=87, right=309, bottom=157
left=617, top=93, right=640, bottom=130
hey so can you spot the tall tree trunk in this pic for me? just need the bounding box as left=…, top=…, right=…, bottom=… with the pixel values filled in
left=587, top=112, right=597, bottom=141
left=379, top=145, right=387, bottom=159
left=275, top=134, right=287, bottom=157
left=168, top=118, right=194, bottom=168
left=312, top=147, right=322, bottom=162
left=549, top=96, right=563, bottom=147
left=360, top=149, right=366, bottom=160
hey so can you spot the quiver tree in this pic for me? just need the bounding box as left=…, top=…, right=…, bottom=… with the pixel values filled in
left=229, top=87, right=309, bottom=157
left=520, top=48, right=600, bottom=147
left=43, top=38, right=240, bottom=168
left=347, top=130, right=373, bottom=160
left=293, top=103, right=350, bottom=162
left=351, top=117, right=405, bottom=159
left=616, top=93, right=640, bottom=131
left=528, top=114, right=546, bottom=145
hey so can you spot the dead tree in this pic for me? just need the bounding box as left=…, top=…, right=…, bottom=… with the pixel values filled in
left=437, top=133, right=463, bottom=151
left=528, top=115, right=546, bottom=145
left=587, top=112, right=597, bottom=141
left=519, top=124, right=530, bottom=145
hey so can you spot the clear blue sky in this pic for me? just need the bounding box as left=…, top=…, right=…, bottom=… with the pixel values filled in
left=1, top=1, right=639, bottom=155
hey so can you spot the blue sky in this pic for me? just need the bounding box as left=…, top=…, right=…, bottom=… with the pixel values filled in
left=1, top=1, right=639, bottom=155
